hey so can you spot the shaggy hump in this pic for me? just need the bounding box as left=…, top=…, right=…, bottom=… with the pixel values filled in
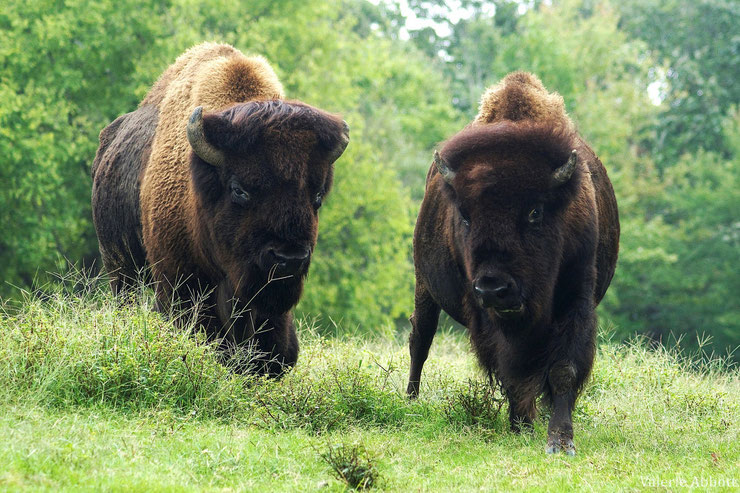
left=475, top=71, right=574, bottom=134
left=440, top=120, right=577, bottom=173
left=142, top=42, right=284, bottom=109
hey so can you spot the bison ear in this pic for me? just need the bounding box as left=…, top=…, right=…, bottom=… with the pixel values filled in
left=326, top=120, right=350, bottom=163
left=550, top=149, right=577, bottom=188
left=187, top=106, right=227, bottom=167
left=434, top=150, right=455, bottom=185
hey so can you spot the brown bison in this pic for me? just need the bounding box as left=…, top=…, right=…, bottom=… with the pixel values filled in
left=91, top=43, right=349, bottom=376
left=407, top=72, right=619, bottom=455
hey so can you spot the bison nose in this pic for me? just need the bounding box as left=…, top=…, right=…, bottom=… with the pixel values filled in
left=473, top=275, right=522, bottom=313
left=268, top=247, right=310, bottom=276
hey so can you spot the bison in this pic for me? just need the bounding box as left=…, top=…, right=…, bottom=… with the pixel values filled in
left=407, top=72, right=619, bottom=455
left=91, top=43, right=349, bottom=376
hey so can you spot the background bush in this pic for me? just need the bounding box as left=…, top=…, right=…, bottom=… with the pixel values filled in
left=0, top=0, right=737, bottom=355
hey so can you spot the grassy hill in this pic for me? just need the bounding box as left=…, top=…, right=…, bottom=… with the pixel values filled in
left=0, top=283, right=738, bottom=491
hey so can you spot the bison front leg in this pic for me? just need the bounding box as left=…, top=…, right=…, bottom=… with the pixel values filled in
left=406, top=282, right=441, bottom=398
left=256, top=318, right=299, bottom=378
left=545, top=324, right=595, bottom=456
left=507, top=390, right=537, bottom=433
left=545, top=361, right=578, bottom=456
left=545, top=267, right=598, bottom=456
left=499, top=370, right=541, bottom=432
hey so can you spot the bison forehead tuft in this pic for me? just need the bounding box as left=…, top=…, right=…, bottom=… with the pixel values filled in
left=220, top=100, right=346, bottom=153
left=461, top=160, right=553, bottom=199
left=196, top=100, right=346, bottom=185
left=439, top=121, right=577, bottom=194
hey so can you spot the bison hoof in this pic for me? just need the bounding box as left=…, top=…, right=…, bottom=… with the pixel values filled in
left=545, top=436, right=576, bottom=456
left=406, top=380, right=422, bottom=398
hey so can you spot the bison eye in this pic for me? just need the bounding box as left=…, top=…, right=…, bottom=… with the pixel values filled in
left=230, top=181, right=250, bottom=206
left=528, top=205, right=543, bottom=224
left=459, top=208, right=470, bottom=227
left=313, top=192, right=324, bottom=210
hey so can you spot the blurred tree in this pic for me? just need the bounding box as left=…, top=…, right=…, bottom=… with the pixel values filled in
left=603, top=110, right=740, bottom=355
left=616, top=0, right=740, bottom=165
left=0, top=0, right=167, bottom=294
left=406, top=0, right=521, bottom=114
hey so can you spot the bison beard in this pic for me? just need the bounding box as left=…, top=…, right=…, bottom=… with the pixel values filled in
left=240, top=265, right=307, bottom=316
left=91, top=43, right=349, bottom=377
left=407, top=72, right=619, bottom=456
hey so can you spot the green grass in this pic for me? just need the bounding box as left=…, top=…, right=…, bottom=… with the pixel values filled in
left=0, top=282, right=738, bottom=491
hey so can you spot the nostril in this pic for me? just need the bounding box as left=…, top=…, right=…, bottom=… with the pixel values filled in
left=473, top=275, right=520, bottom=310
left=493, top=284, right=511, bottom=299
left=474, top=276, right=500, bottom=293
left=268, top=249, right=286, bottom=264
left=297, top=247, right=310, bottom=261
left=267, top=246, right=311, bottom=274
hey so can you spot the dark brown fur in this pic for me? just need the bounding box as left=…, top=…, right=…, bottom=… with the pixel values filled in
left=407, top=76, right=619, bottom=455
left=91, top=104, right=158, bottom=294
left=92, top=44, right=348, bottom=376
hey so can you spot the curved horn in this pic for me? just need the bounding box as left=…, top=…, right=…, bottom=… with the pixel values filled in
left=550, top=149, right=578, bottom=188
left=434, top=150, right=455, bottom=184
left=187, top=106, right=226, bottom=167
left=327, top=120, right=350, bottom=163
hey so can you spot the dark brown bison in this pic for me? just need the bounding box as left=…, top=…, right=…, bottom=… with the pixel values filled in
left=407, top=72, right=619, bottom=455
left=91, top=43, right=349, bottom=376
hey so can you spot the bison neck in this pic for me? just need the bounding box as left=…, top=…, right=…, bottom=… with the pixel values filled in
left=186, top=193, right=225, bottom=280
left=469, top=308, right=554, bottom=381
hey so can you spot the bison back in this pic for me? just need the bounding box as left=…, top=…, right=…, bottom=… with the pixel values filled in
left=91, top=104, right=159, bottom=291
left=579, top=139, right=619, bottom=305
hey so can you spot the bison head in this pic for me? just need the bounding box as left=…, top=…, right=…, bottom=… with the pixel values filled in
left=187, top=101, right=349, bottom=316
left=436, top=121, right=585, bottom=329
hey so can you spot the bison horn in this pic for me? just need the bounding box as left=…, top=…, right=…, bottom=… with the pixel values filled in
left=187, top=106, right=226, bottom=167
left=434, top=150, right=455, bottom=184
left=327, top=120, right=350, bottom=163
left=550, top=149, right=578, bottom=188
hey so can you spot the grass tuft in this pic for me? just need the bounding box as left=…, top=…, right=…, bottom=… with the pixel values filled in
left=320, top=442, right=380, bottom=490
left=443, top=377, right=506, bottom=430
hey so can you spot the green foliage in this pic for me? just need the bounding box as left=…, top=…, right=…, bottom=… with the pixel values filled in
left=0, top=0, right=737, bottom=355
left=252, top=332, right=414, bottom=432
left=603, top=111, right=740, bottom=353
left=297, top=141, right=416, bottom=333
left=0, top=0, right=166, bottom=293
left=443, top=378, right=506, bottom=430
left=0, top=277, right=251, bottom=416
left=617, top=0, right=740, bottom=164
left=0, top=275, right=425, bottom=429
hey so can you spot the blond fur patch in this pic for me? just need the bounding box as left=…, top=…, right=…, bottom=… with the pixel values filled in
left=475, top=72, right=574, bottom=133
left=139, top=42, right=285, bottom=275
